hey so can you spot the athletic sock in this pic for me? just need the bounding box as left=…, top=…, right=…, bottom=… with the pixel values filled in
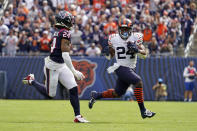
left=134, top=87, right=146, bottom=112
left=69, top=87, right=80, bottom=116
left=32, top=80, right=51, bottom=98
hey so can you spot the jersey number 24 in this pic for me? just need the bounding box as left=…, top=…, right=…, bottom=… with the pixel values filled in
left=116, top=47, right=135, bottom=59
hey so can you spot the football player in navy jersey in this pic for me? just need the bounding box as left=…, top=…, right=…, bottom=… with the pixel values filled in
left=22, top=11, right=89, bottom=123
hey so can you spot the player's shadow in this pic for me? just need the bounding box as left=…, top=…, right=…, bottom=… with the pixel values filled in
left=1, top=120, right=112, bottom=124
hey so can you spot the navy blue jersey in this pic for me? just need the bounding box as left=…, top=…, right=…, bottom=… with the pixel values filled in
left=50, top=29, right=71, bottom=63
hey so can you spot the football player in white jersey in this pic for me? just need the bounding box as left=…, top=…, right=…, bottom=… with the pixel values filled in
left=89, top=18, right=156, bottom=119
left=22, top=11, right=89, bottom=123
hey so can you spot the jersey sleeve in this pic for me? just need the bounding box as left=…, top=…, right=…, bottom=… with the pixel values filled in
left=108, top=35, right=113, bottom=46
left=135, top=33, right=143, bottom=45
left=108, top=34, right=117, bottom=49
left=59, top=30, right=71, bottom=41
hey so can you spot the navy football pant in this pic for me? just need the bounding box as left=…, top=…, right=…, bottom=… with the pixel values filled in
left=115, top=66, right=141, bottom=96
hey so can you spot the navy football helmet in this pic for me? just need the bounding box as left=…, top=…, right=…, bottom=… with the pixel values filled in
left=118, top=18, right=132, bottom=40
left=55, top=11, right=74, bottom=30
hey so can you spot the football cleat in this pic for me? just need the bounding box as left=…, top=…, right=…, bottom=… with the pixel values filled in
left=141, top=109, right=156, bottom=119
left=74, top=115, right=89, bottom=123
left=88, top=91, right=97, bottom=109
left=22, top=74, right=35, bottom=85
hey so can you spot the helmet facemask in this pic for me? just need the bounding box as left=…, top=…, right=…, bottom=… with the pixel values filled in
left=118, top=26, right=132, bottom=40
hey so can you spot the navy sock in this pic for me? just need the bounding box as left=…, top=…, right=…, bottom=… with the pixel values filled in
left=32, top=81, right=52, bottom=99
left=69, top=87, right=80, bottom=116
left=138, top=103, right=146, bottom=113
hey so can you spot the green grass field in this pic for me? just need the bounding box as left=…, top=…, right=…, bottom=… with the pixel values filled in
left=0, top=100, right=197, bottom=131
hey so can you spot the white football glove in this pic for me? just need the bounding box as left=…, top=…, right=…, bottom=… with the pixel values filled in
left=73, top=70, right=85, bottom=80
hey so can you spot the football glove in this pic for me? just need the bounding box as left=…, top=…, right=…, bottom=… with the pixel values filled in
left=127, top=41, right=139, bottom=53
left=103, top=46, right=110, bottom=56
left=73, top=70, right=85, bottom=81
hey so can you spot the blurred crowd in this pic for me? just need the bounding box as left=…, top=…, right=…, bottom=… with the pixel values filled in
left=0, top=0, right=196, bottom=57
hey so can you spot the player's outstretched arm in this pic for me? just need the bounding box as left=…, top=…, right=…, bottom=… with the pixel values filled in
left=61, top=39, right=85, bottom=80
left=103, top=45, right=115, bottom=60
left=137, top=44, right=147, bottom=59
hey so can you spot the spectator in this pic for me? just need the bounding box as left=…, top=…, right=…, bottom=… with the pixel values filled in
left=77, top=41, right=87, bottom=56
left=160, top=37, right=173, bottom=56
left=86, top=43, right=101, bottom=56
left=3, top=11, right=14, bottom=28
left=99, top=28, right=109, bottom=50
left=0, top=19, right=9, bottom=38
left=40, top=30, right=51, bottom=52
left=148, top=37, right=159, bottom=57
left=1, top=0, right=196, bottom=56
left=136, top=16, right=146, bottom=32
left=71, top=26, right=83, bottom=46
left=11, top=21, right=22, bottom=33
left=143, top=24, right=152, bottom=44
left=183, top=14, right=194, bottom=47
left=103, top=16, right=117, bottom=34
left=15, top=6, right=27, bottom=25
left=93, top=0, right=104, bottom=13
left=92, top=25, right=100, bottom=44
left=156, top=19, right=167, bottom=38
left=0, top=33, right=4, bottom=54
left=18, top=31, right=29, bottom=54
left=28, top=6, right=39, bottom=22
left=30, top=29, right=40, bottom=55
left=188, top=2, right=197, bottom=21
left=183, top=60, right=197, bottom=102
left=82, top=24, right=93, bottom=44
left=152, top=78, right=168, bottom=101
left=4, top=30, right=18, bottom=56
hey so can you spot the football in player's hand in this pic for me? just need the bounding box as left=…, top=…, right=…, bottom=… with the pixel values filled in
left=109, top=47, right=115, bottom=57
left=127, top=41, right=139, bottom=53
left=103, top=46, right=115, bottom=57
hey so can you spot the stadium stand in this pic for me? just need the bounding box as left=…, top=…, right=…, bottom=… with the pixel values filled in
left=0, top=0, right=196, bottom=57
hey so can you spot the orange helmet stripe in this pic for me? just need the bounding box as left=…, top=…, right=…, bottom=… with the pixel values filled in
left=123, top=19, right=126, bottom=25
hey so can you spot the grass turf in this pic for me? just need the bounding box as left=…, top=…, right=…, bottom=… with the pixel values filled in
left=0, top=100, right=197, bottom=131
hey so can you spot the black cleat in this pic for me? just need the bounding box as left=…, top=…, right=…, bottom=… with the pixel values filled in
left=88, top=91, right=97, bottom=109
left=141, top=109, right=156, bottom=119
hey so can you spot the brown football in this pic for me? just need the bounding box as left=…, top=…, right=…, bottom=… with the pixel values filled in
left=109, top=47, right=115, bottom=57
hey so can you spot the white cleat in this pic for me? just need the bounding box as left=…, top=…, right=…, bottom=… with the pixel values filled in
left=74, top=115, right=89, bottom=123
left=22, top=74, right=35, bottom=85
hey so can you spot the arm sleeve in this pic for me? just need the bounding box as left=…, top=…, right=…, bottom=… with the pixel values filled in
left=62, top=52, right=75, bottom=72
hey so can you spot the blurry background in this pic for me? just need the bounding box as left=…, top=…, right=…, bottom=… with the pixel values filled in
left=0, top=0, right=197, bottom=101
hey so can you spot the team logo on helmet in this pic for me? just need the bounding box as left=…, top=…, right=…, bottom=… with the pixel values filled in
left=72, top=59, right=97, bottom=97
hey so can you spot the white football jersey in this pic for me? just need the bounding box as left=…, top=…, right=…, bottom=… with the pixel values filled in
left=108, top=32, right=143, bottom=69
